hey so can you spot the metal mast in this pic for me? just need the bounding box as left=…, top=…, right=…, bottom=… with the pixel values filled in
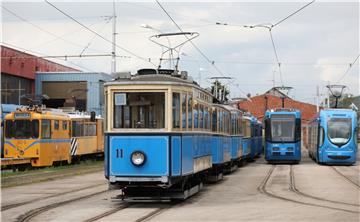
left=111, top=0, right=117, bottom=75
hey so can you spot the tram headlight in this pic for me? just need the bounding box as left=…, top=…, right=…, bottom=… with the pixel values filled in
left=131, top=151, right=146, bottom=166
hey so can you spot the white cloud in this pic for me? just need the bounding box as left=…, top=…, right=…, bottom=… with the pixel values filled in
left=1, top=1, right=359, bottom=103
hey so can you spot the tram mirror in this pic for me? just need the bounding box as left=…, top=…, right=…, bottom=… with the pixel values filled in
left=90, top=111, right=96, bottom=122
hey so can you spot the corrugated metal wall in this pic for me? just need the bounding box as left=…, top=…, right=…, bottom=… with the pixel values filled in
left=35, top=72, right=112, bottom=116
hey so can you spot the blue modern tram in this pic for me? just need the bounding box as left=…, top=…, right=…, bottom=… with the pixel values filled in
left=307, top=109, right=358, bottom=165
left=264, top=109, right=302, bottom=163
left=104, top=69, right=251, bottom=200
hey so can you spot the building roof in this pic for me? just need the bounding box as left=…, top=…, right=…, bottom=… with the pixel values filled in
left=237, top=94, right=318, bottom=124
left=1, top=45, right=79, bottom=80
left=265, top=87, right=291, bottom=98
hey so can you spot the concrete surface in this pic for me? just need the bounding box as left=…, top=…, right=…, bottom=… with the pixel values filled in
left=1, top=150, right=359, bottom=222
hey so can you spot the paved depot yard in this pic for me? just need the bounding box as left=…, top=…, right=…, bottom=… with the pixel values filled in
left=1, top=149, right=359, bottom=222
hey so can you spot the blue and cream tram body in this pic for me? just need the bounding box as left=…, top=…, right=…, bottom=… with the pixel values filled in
left=241, top=116, right=252, bottom=161
left=307, top=109, right=358, bottom=165
left=264, top=109, right=301, bottom=163
left=249, top=117, right=263, bottom=160
left=105, top=69, right=215, bottom=199
left=104, top=69, right=252, bottom=200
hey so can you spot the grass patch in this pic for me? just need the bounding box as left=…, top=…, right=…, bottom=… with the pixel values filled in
left=1, top=160, right=104, bottom=178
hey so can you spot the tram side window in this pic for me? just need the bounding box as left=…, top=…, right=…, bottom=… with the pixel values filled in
left=212, top=109, right=217, bottom=132
left=318, top=126, right=325, bottom=147
left=199, top=104, right=204, bottom=129
left=232, top=115, right=236, bottom=135
left=295, top=119, right=301, bottom=141
left=54, top=120, right=59, bottom=130
left=188, top=94, right=193, bottom=129
left=205, top=107, right=210, bottom=131
left=172, top=93, right=181, bottom=129
left=63, top=121, right=68, bottom=130
left=181, top=94, right=187, bottom=130
left=113, top=92, right=165, bottom=129
left=265, top=118, right=271, bottom=141
left=41, top=120, right=51, bottom=139
left=219, top=111, right=223, bottom=133
left=72, top=121, right=83, bottom=137
left=194, top=102, right=199, bottom=129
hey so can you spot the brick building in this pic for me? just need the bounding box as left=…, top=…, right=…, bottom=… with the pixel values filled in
left=236, top=88, right=318, bottom=124
left=1, top=45, right=79, bottom=105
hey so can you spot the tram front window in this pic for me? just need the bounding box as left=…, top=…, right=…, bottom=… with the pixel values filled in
left=5, top=120, right=39, bottom=139
left=270, top=115, right=295, bottom=142
left=328, top=118, right=351, bottom=146
left=113, top=92, right=165, bottom=129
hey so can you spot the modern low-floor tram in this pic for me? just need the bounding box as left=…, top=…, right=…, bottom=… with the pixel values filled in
left=264, top=109, right=301, bottom=163
left=307, top=109, right=358, bottom=165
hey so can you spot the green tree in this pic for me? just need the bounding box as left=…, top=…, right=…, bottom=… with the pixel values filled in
left=211, top=80, right=230, bottom=102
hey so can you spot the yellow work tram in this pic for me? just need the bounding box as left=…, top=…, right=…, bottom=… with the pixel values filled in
left=2, top=106, right=104, bottom=168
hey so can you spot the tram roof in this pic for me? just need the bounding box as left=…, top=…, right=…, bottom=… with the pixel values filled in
left=105, top=72, right=213, bottom=97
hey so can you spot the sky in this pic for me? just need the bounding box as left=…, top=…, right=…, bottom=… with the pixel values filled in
left=1, top=0, right=359, bottom=104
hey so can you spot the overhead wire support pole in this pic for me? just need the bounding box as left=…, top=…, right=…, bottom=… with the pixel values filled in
left=45, top=0, right=155, bottom=66
left=268, top=28, right=283, bottom=86
left=112, top=0, right=117, bottom=75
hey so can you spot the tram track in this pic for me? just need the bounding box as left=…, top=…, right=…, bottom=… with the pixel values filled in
left=2, top=183, right=105, bottom=211
left=16, top=190, right=108, bottom=222
left=83, top=203, right=134, bottom=222
left=330, top=166, right=360, bottom=189
left=258, top=165, right=358, bottom=214
left=289, top=165, right=359, bottom=207
left=83, top=200, right=181, bottom=222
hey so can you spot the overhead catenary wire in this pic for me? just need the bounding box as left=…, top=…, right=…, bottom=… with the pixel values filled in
left=217, top=0, right=315, bottom=87
left=80, top=17, right=112, bottom=56
left=272, top=0, right=315, bottom=28
left=44, top=0, right=155, bottom=66
left=1, top=5, right=104, bottom=53
left=155, top=0, right=227, bottom=79
left=268, top=29, right=283, bottom=85
left=336, top=54, right=360, bottom=83
left=1, top=42, right=99, bottom=72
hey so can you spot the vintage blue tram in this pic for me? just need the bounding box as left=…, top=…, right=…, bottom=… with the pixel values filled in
left=307, top=109, right=358, bottom=165
left=103, top=30, right=263, bottom=199
left=249, top=116, right=263, bottom=160
left=104, top=69, right=253, bottom=200
left=264, top=109, right=302, bottom=163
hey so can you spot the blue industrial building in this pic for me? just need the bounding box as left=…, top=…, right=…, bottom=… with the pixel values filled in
left=35, top=72, right=112, bottom=117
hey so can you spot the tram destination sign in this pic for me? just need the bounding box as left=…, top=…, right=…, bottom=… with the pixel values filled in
left=14, top=113, right=31, bottom=119
left=115, top=93, right=127, bottom=106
